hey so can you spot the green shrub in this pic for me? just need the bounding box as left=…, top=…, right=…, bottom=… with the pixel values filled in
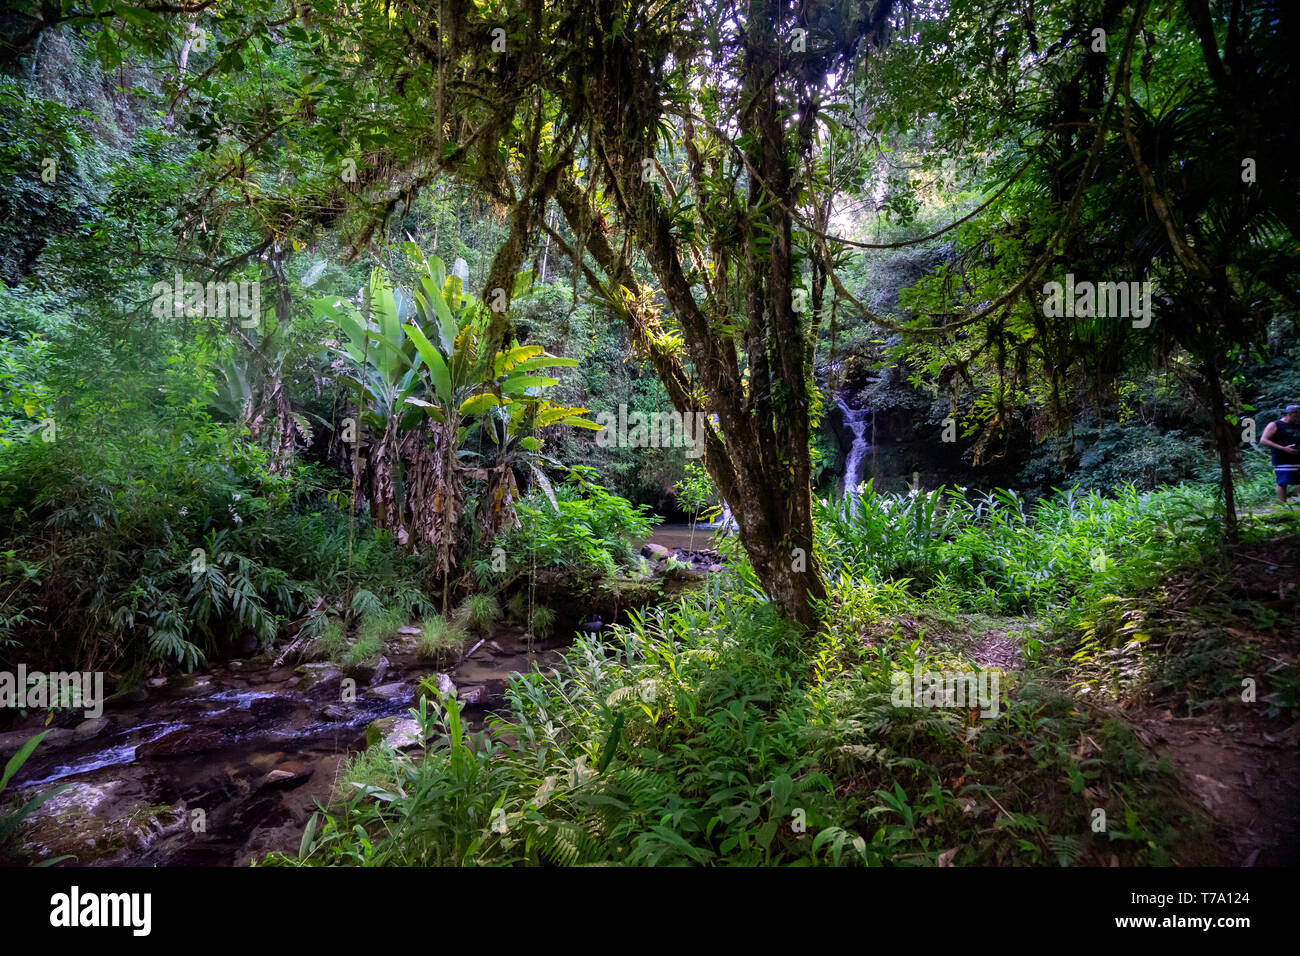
left=815, top=481, right=1215, bottom=616
left=0, top=398, right=433, bottom=674
left=266, top=576, right=1194, bottom=867
left=1018, top=423, right=1211, bottom=494
left=494, top=469, right=657, bottom=581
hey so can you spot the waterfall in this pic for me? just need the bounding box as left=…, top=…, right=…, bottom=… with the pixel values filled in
left=838, top=397, right=871, bottom=495
left=703, top=500, right=737, bottom=531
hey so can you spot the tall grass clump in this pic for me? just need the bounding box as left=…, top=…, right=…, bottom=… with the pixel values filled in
left=455, top=593, right=500, bottom=636
left=529, top=605, right=556, bottom=640
left=341, top=605, right=405, bottom=666
left=418, top=615, right=468, bottom=661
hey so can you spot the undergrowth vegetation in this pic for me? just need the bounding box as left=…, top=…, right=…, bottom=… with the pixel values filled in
left=493, top=473, right=656, bottom=575
left=815, top=480, right=1220, bottom=617
left=270, top=589, right=1197, bottom=866
left=0, top=406, right=432, bottom=674
left=270, top=479, right=1297, bottom=867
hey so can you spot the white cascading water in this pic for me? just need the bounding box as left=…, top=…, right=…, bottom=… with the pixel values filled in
left=838, top=397, right=871, bottom=495
left=703, top=500, right=737, bottom=531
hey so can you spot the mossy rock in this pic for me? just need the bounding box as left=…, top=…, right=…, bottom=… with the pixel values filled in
left=16, top=782, right=185, bottom=865
left=295, top=664, right=343, bottom=697
left=363, top=716, right=423, bottom=751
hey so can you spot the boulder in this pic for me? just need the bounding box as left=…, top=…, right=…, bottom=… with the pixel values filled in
left=412, top=673, right=456, bottom=710
left=319, top=704, right=351, bottom=722
left=260, top=761, right=314, bottom=790
left=42, top=727, right=76, bottom=749
left=72, top=718, right=110, bottom=743
left=0, top=728, right=45, bottom=759
left=347, top=657, right=385, bottom=685
left=641, top=542, right=672, bottom=561
left=207, top=709, right=257, bottom=731
left=368, top=681, right=410, bottom=702
left=0, top=726, right=75, bottom=757
left=364, top=716, right=423, bottom=751
left=249, top=695, right=297, bottom=719
left=162, top=674, right=208, bottom=699
left=17, top=781, right=187, bottom=864
left=296, top=664, right=344, bottom=700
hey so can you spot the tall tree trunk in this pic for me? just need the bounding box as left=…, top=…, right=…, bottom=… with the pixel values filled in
left=558, top=0, right=828, bottom=630
left=553, top=169, right=827, bottom=630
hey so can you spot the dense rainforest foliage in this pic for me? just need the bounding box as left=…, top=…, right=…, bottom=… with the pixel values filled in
left=0, top=0, right=1295, bottom=869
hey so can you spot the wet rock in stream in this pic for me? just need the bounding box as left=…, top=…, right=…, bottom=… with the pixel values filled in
left=136, top=727, right=227, bottom=759
left=260, top=762, right=314, bottom=790
left=364, top=716, right=424, bottom=750
left=369, top=681, right=410, bottom=701
left=296, top=664, right=344, bottom=700
left=72, top=718, right=110, bottom=743
left=18, top=778, right=188, bottom=865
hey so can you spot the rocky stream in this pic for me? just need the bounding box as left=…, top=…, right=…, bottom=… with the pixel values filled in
left=1, top=535, right=725, bottom=867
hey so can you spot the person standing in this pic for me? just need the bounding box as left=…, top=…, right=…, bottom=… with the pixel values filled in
left=1260, top=405, right=1300, bottom=502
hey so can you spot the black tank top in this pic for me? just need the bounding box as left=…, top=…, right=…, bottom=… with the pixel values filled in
left=1270, top=419, right=1300, bottom=465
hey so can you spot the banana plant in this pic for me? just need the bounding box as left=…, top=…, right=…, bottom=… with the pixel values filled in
left=214, top=308, right=320, bottom=474
left=315, top=243, right=596, bottom=605
left=316, top=267, right=426, bottom=541
left=398, top=245, right=597, bottom=587
left=467, top=391, right=601, bottom=545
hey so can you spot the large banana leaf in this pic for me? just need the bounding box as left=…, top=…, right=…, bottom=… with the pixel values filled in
left=417, top=274, right=459, bottom=357
left=459, top=393, right=501, bottom=416
left=361, top=269, right=410, bottom=387
left=403, top=322, right=452, bottom=405
left=506, top=355, right=580, bottom=374
left=494, top=344, right=543, bottom=377
left=500, top=373, right=560, bottom=395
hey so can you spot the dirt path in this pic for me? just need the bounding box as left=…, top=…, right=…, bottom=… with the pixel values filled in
left=874, top=595, right=1298, bottom=866
left=1135, top=708, right=1299, bottom=865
